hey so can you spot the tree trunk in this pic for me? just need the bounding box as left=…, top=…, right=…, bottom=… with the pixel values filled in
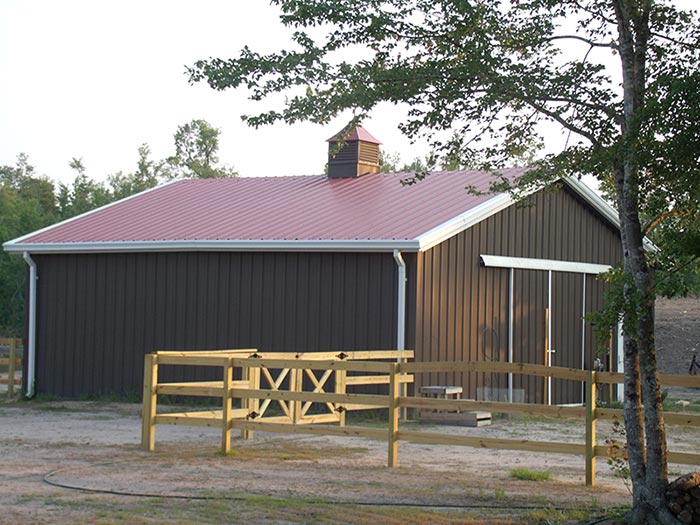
left=614, top=159, right=676, bottom=524
left=613, top=1, right=677, bottom=521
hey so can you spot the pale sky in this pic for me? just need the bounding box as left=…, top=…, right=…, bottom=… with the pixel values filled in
left=0, top=0, right=434, bottom=184
left=0, top=1, right=693, bottom=186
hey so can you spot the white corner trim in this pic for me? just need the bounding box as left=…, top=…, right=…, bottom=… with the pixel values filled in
left=3, top=179, right=181, bottom=248
left=562, top=176, right=658, bottom=252
left=561, top=177, right=620, bottom=228
left=417, top=193, right=514, bottom=252
left=480, top=254, right=611, bottom=275
left=4, top=239, right=421, bottom=254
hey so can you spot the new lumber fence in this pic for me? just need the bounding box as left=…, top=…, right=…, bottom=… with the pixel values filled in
left=141, top=350, right=700, bottom=487
left=0, top=338, right=22, bottom=398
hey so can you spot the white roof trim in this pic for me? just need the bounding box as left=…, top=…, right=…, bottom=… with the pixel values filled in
left=561, top=177, right=619, bottom=228
left=561, top=176, right=657, bottom=252
left=417, top=193, right=514, bottom=251
left=4, top=179, right=181, bottom=247
left=480, top=254, right=611, bottom=275
left=4, top=239, right=421, bottom=254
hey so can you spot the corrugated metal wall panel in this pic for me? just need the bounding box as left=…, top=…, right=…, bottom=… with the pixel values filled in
left=414, top=185, right=621, bottom=404
left=34, top=251, right=398, bottom=397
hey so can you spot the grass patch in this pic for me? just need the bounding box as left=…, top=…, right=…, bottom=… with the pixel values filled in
left=510, top=467, right=551, bottom=481
left=664, top=398, right=700, bottom=414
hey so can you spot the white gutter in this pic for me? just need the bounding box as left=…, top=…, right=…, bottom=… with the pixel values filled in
left=22, top=252, right=37, bottom=398
left=4, top=239, right=421, bottom=254
left=393, top=250, right=407, bottom=419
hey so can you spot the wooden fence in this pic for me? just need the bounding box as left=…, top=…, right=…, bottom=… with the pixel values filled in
left=141, top=351, right=700, bottom=487
left=0, top=338, right=22, bottom=398
left=141, top=349, right=413, bottom=451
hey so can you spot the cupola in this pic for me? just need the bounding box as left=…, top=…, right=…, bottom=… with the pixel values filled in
left=327, top=125, right=381, bottom=179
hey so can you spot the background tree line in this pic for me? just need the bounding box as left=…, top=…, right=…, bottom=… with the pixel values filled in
left=0, top=119, right=236, bottom=336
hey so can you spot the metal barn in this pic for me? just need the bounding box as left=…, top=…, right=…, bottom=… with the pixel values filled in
left=4, top=127, right=622, bottom=403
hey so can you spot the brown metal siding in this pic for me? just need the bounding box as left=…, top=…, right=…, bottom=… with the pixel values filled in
left=414, top=185, right=622, bottom=403
left=33, top=251, right=398, bottom=397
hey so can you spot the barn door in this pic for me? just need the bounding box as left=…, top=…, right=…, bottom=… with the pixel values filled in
left=548, top=272, right=586, bottom=405
left=481, top=254, right=616, bottom=406
left=510, top=268, right=587, bottom=405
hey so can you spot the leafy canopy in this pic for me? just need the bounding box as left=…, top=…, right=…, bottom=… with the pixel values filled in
left=0, top=118, right=238, bottom=335
left=189, top=0, right=700, bottom=294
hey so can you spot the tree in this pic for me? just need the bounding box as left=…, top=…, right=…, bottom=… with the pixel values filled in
left=0, top=155, right=57, bottom=335
left=189, top=1, right=700, bottom=522
left=57, top=158, right=112, bottom=220
left=166, top=119, right=238, bottom=179
left=108, top=144, right=162, bottom=200
left=378, top=150, right=435, bottom=172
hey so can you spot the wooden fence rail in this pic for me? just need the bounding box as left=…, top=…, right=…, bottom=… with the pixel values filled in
left=0, top=338, right=22, bottom=398
left=141, top=351, right=700, bottom=487
left=141, top=349, right=414, bottom=452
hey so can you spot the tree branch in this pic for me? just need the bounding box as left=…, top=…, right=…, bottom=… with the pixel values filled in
left=643, top=208, right=688, bottom=235
left=650, top=31, right=700, bottom=51
left=507, top=96, right=600, bottom=145
left=546, top=34, right=618, bottom=49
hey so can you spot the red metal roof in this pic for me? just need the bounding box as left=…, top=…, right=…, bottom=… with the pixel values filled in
left=14, top=168, right=528, bottom=246
left=327, top=125, right=381, bottom=144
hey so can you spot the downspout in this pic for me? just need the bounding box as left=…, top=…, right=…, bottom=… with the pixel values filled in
left=393, top=250, right=406, bottom=352
left=393, top=250, right=407, bottom=418
left=22, top=251, right=37, bottom=398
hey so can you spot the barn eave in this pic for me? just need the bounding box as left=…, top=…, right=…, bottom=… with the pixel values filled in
left=2, top=238, right=422, bottom=254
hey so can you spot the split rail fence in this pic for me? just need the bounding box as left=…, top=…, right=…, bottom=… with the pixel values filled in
left=141, top=350, right=700, bottom=487
left=0, top=338, right=22, bottom=398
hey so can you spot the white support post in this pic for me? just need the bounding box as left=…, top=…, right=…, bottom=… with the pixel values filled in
left=616, top=322, right=624, bottom=401
left=508, top=268, right=514, bottom=403
left=547, top=270, right=553, bottom=406
left=581, top=274, right=587, bottom=402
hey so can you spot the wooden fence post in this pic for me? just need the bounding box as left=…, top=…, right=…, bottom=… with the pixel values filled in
left=250, top=366, right=260, bottom=436
left=241, top=363, right=251, bottom=440
left=7, top=339, right=16, bottom=398
left=335, top=369, right=347, bottom=427
left=222, top=358, right=233, bottom=454
left=290, top=367, right=303, bottom=424
left=585, top=370, right=597, bottom=487
left=388, top=362, right=400, bottom=468
left=141, top=353, right=158, bottom=451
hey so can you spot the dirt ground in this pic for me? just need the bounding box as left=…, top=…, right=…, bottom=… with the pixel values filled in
left=655, top=296, right=700, bottom=401
left=2, top=396, right=699, bottom=524
left=0, top=297, right=698, bottom=524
